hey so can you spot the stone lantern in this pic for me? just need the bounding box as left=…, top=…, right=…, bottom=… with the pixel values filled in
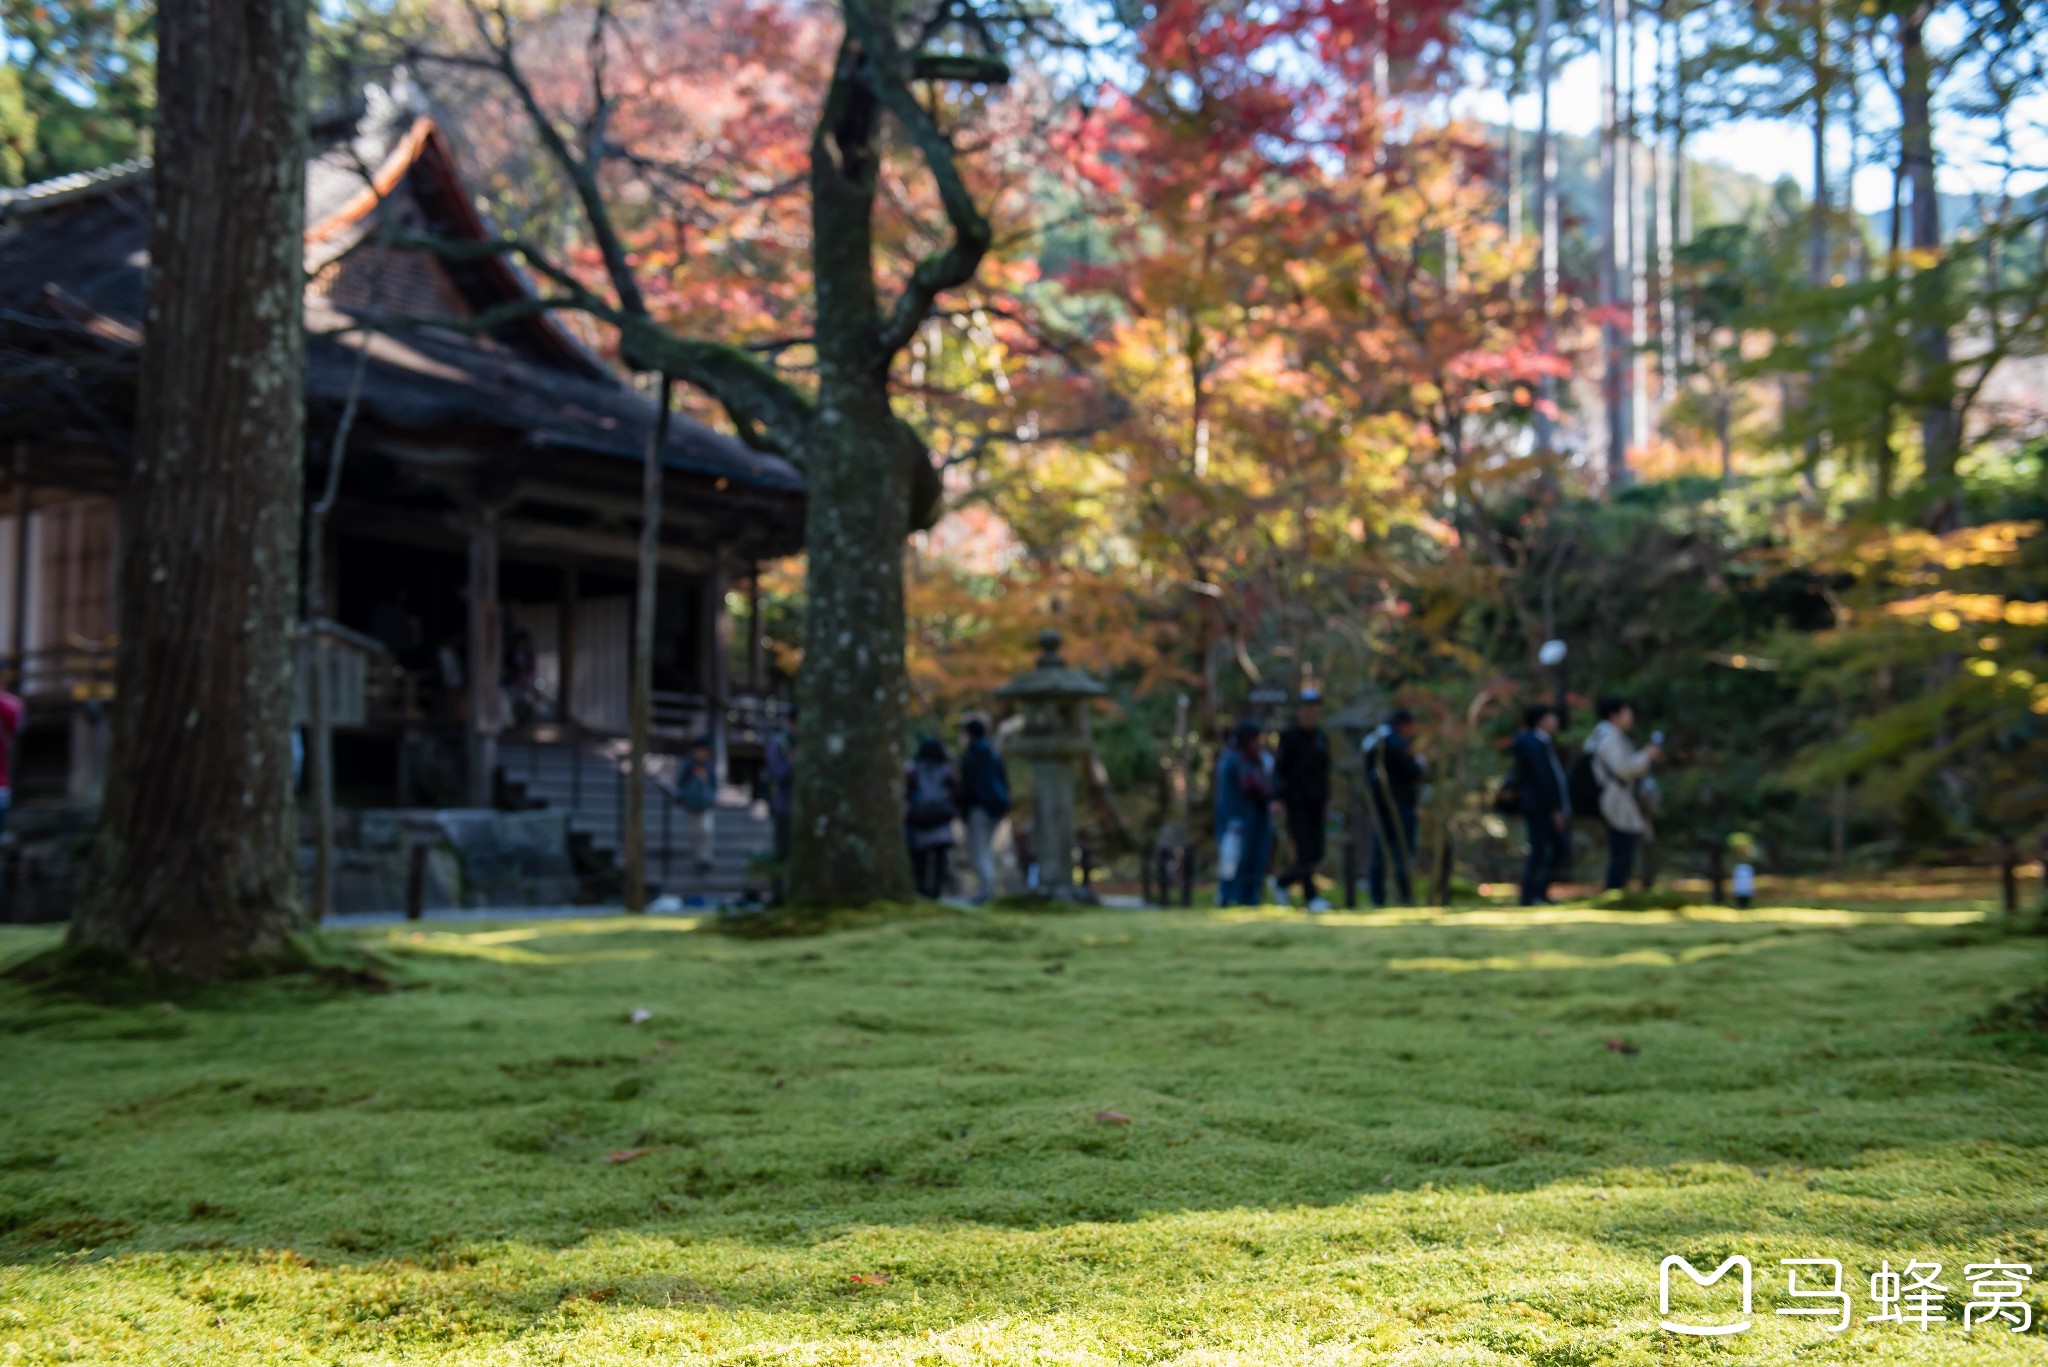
left=996, top=628, right=1108, bottom=900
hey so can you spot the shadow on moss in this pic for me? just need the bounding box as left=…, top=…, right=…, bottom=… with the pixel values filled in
left=1, top=931, right=401, bottom=1000
left=709, top=900, right=959, bottom=939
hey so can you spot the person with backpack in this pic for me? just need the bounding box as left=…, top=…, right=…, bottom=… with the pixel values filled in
left=1213, top=718, right=1274, bottom=907
left=904, top=736, right=962, bottom=899
left=675, top=740, right=719, bottom=879
left=1511, top=703, right=1572, bottom=905
left=1273, top=687, right=1332, bottom=909
left=1362, top=708, right=1423, bottom=907
left=1580, top=696, right=1661, bottom=891
left=957, top=718, right=1010, bottom=903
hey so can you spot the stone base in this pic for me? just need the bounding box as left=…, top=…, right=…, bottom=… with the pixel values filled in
left=313, top=808, right=581, bottom=914
left=1, top=805, right=97, bottom=924
left=0, top=805, right=585, bottom=923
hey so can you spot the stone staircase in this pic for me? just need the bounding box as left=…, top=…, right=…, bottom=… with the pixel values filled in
left=498, top=739, right=773, bottom=900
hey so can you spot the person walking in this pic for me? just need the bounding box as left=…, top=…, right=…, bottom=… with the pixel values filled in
left=1273, top=687, right=1332, bottom=909
left=1584, top=696, right=1660, bottom=891
left=1362, top=708, right=1422, bottom=907
left=676, top=740, right=719, bottom=879
left=904, top=736, right=962, bottom=899
left=957, top=718, right=1011, bottom=903
left=1512, top=703, right=1571, bottom=905
left=1213, top=718, right=1274, bottom=907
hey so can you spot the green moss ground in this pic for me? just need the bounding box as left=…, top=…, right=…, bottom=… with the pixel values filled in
left=1, top=899, right=2045, bottom=1364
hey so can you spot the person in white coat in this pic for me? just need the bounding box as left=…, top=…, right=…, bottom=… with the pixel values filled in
left=1584, top=696, right=1660, bottom=891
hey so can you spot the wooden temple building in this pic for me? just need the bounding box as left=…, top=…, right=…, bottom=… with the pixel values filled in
left=0, top=95, right=802, bottom=877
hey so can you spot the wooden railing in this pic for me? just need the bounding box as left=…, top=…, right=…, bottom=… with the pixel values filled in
left=651, top=690, right=790, bottom=745
left=12, top=641, right=117, bottom=701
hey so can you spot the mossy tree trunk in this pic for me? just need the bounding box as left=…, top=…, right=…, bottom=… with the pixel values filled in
left=68, top=0, right=309, bottom=976
left=785, top=46, right=918, bottom=901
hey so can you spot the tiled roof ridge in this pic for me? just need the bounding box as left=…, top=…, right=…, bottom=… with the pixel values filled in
left=0, top=159, right=153, bottom=215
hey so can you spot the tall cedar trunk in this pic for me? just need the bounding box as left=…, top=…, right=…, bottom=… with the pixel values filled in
left=1654, top=2, right=1676, bottom=400
left=1600, top=0, right=1630, bottom=487
left=1671, top=6, right=1691, bottom=375
left=1899, top=4, right=1959, bottom=526
left=785, top=39, right=916, bottom=905
left=69, top=0, right=308, bottom=974
left=1800, top=24, right=1830, bottom=491
left=1625, top=20, right=1648, bottom=454
left=1533, top=0, right=1558, bottom=452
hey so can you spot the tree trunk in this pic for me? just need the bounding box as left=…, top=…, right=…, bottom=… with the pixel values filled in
left=1671, top=7, right=1692, bottom=375
left=1534, top=0, right=1558, bottom=452
left=784, top=37, right=916, bottom=905
left=1505, top=118, right=1522, bottom=250
left=1600, top=0, right=1632, bottom=487
left=1654, top=1, right=1676, bottom=403
left=69, top=0, right=308, bottom=976
left=1801, top=20, right=1831, bottom=491
left=1898, top=4, right=1959, bottom=527
left=1717, top=388, right=1733, bottom=487
left=1626, top=35, right=1649, bottom=454
left=785, top=399, right=915, bottom=904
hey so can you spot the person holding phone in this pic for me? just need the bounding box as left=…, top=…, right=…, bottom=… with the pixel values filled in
left=1584, top=696, right=1661, bottom=891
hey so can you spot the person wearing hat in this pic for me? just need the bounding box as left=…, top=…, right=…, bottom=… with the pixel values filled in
left=1273, top=687, right=1333, bottom=909
left=1362, top=707, right=1423, bottom=907
left=1213, top=718, right=1275, bottom=906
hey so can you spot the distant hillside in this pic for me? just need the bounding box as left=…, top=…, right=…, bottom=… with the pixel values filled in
left=1867, top=190, right=2039, bottom=247
left=1518, top=127, right=1989, bottom=250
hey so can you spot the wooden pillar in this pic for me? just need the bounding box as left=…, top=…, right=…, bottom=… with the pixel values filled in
left=466, top=510, right=501, bottom=807
left=745, top=563, right=765, bottom=695
left=626, top=378, right=673, bottom=913
left=702, top=559, right=729, bottom=783
left=11, top=443, right=30, bottom=682
left=558, top=563, right=579, bottom=729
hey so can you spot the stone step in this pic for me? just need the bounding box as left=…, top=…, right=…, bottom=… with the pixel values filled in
left=500, top=741, right=775, bottom=879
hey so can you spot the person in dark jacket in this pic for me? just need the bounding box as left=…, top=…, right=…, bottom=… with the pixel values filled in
left=1272, top=687, right=1333, bottom=908
left=957, top=718, right=1011, bottom=903
left=1213, top=719, right=1274, bottom=907
left=1362, top=708, right=1422, bottom=907
left=1512, top=703, right=1571, bottom=905
left=904, top=736, right=962, bottom=899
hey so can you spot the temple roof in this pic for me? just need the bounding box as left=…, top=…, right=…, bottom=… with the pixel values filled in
left=0, top=96, right=805, bottom=519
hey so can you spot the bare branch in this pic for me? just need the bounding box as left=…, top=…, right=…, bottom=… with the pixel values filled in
left=445, top=0, right=648, bottom=319
left=937, top=405, right=1128, bottom=470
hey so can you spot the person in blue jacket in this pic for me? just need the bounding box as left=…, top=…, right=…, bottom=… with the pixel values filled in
left=1214, top=718, right=1274, bottom=907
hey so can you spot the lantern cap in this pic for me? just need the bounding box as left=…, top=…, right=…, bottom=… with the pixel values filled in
left=995, top=627, right=1109, bottom=701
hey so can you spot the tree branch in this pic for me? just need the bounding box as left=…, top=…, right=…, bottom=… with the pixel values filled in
left=394, top=233, right=817, bottom=457
left=844, top=7, right=1000, bottom=358
left=444, top=0, right=648, bottom=319
left=937, top=404, right=1128, bottom=470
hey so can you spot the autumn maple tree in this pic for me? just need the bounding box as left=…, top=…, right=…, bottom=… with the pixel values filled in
left=912, top=0, right=1564, bottom=731
left=410, top=0, right=1090, bottom=903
